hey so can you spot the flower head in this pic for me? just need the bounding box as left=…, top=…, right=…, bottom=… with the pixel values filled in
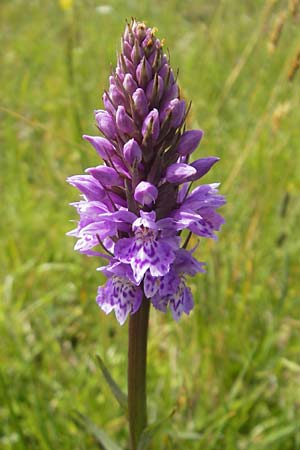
left=67, top=19, right=225, bottom=324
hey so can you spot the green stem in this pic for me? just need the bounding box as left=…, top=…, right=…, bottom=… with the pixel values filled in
left=128, top=296, right=150, bottom=450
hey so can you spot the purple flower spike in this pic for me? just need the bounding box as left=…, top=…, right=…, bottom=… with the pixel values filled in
left=67, top=19, right=225, bottom=324
left=134, top=181, right=158, bottom=206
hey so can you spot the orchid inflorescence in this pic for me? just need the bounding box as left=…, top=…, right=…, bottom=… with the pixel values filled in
left=67, top=19, right=225, bottom=325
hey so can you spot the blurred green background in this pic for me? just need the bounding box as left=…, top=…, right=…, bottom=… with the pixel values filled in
left=1, top=0, right=300, bottom=448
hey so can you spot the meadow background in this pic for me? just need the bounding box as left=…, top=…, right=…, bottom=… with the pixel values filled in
left=1, top=0, right=300, bottom=448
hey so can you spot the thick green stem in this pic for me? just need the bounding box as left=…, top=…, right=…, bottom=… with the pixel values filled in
left=128, top=296, right=150, bottom=450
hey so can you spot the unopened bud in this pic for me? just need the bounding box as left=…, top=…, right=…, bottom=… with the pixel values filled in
left=123, top=138, right=142, bottom=164
left=134, top=181, right=158, bottom=206
left=142, top=109, right=160, bottom=141
left=116, top=105, right=137, bottom=136
left=95, top=110, right=117, bottom=140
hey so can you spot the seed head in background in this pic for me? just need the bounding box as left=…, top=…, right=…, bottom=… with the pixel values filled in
left=67, top=19, right=226, bottom=325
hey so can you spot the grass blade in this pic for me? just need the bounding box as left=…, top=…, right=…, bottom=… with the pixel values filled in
left=96, top=354, right=128, bottom=413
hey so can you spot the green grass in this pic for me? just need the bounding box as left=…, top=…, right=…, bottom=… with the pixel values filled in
left=1, top=0, right=300, bottom=448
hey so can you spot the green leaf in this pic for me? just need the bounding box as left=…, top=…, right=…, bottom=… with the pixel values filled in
left=72, top=411, right=122, bottom=450
left=96, top=354, right=128, bottom=413
left=137, top=410, right=176, bottom=450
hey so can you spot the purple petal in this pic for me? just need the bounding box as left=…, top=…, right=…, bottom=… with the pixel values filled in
left=111, top=156, right=131, bottom=178
left=83, top=135, right=116, bottom=160
left=96, top=279, right=115, bottom=314
left=100, top=260, right=138, bottom=285
left=169, top=284, right=194, bottom=321
left=115, top=237, right=136, bottom=264
left=159, top=63, right=175, bottom=84
left=123, top=138, right=142, bottom=164
left=123, top=73, right=138, bottom=95
left=184, top=184, right=226, bottom=210
left=109, top=85, right=126, bottom=106
left=95, top=110, right=117, bottom=140
left=143, top=271, right=160, bottom=298
left=67, top=175, right=106, bottom=201
left=162, top=82, right=179, bottom=105
left=70, top=200, right=108, bottom=217
left=165, top=163, right=197, bottom=184
left=142, top=109, right=160, bottom=141
left=132, top=211, right=157, bottom=231
left=151, top=294, right=168, bottom=313
left=175, top=210, right=217, bottom=239
left=116, top=106, right=136, bottom=136
left=189, top=157, right=220, bottom=181
left=160, top=99, right=186, bottom=128
left=102, top=92, right=115, bottom=115
left=119, top=55, right=135, bottom=76
left=97, top=209, right=137, bottom=224
left=199, top=207, right=225, bottom=231
left=146, top=75, right=164, bottom=103
left=78, top=220, right=118, bottom=240
left=131, top=40, right=145, bottom=64
left=158, top=271, right=180, bottom=297
left=173, top=249, right=206, bottom=276
left=86, top=165, right=123, bottom=186
left=177, top=182, right=190, bottom=203
left=74, top=234, right=100, bottom=252
left=132, top=239, right=175, bottom=282
left=115, top=65, right=125, bottom=80
left=134, top=181, right=158, bottom=206
left=136, top=56, right=152, bottom=87
left=97, top=277, right=143, bottom=325
left=176, top=130, right=204, bottom=156
left=121, top=39, right=132, bottom=59
left=133, top=88, right=149, bottom=118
